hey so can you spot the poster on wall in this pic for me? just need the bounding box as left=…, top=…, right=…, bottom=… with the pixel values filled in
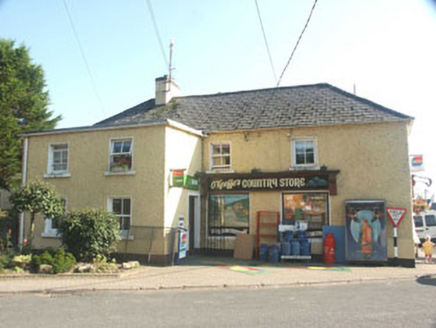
left=345, top=200, right=387, bottom=262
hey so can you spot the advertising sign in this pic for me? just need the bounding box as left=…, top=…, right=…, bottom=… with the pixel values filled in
left=410, top=155, right=424, bottom=172
left=171, top=169, right=185, bottom=187
left=178, top=230, right=188, bottom=260
left=184, top=175, right=199, bottom=190
left=345, top=200, right=387, bottom=262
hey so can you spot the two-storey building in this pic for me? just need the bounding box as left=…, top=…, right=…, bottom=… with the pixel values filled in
left=21, top=76, right=415, bottom=266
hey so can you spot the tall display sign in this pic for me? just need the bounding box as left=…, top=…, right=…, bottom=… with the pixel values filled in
left=345, top=200, right=387, bottom=262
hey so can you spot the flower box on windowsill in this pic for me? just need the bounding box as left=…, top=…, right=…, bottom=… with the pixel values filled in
left=104, top=170, right=136, bottom=176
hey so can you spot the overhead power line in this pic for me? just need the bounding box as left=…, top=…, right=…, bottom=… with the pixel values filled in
left=146, top=0, right=169, bottom=69
left=254, top=0, right=277, bottom=84
left=250, top=0, right=320, bottom=129
left=62, top=0, right=106, bottom=115
left=276, top=0, right=319, bottom=87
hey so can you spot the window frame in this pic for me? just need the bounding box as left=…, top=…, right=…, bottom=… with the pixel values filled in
left=46, top=142, right=70, bottom=176
left=291, top=137, right=318, bottom=168
left=108, top=137, right=134, bottom=174
left=210, top=142, right=232, bottom=170
left=107, top=196, right=134, bottom=239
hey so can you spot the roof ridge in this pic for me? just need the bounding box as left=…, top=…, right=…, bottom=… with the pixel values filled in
left=173, top=83, right=331, bottom=100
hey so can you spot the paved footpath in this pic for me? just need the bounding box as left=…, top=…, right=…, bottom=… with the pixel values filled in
left=0, top=255, right=435, bottom=295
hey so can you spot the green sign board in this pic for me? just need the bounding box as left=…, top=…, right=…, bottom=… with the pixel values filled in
left=184, top=175, right=199, bottom=190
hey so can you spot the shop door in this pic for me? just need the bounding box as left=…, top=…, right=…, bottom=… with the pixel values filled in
left=188, top=194, right=200, bottom=250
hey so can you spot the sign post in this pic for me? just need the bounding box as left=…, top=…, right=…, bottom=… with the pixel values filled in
left=386, top=207, right=407, bottom=260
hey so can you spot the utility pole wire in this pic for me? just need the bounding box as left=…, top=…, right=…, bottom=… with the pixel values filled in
left=62, top=0, right=106, bottom=115
left=276, top=0, right=319, bottom=87
left=254, top=0, right=277, bottom=84
left=146, top=0, right=169, bottom=69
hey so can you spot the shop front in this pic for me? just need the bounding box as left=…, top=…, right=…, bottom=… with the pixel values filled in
left=200, top=170, right=339, bottom=258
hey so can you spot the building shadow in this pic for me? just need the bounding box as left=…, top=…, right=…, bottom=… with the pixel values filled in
left=416, top=274, right=436, bottom=287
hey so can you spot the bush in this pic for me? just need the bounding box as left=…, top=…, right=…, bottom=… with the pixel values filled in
left=53, top=248, right=76, bottom=273
left=31, top=248, right=76, bottom=274
left=58, top=209, right=121, bottom=261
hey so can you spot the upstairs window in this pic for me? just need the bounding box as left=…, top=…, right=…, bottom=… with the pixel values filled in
left=211, top=143, right=231, bottom=170
left=292, top=138, right=317, bottom=167
left=48, top=144, right=69, bottom=174
left=110, top=139, right=133, bottom=172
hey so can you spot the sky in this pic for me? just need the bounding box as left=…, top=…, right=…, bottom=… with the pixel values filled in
left=1, top=0, right=436, bottom=198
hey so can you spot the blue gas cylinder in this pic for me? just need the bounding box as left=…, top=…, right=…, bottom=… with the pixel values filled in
left=291, top=240, right=301, bottom=256
left=284, top=231, right=294, bottom=242
left=268, top=245, right=279, bottom=263
left=259, top=243, right=268, bottom=261
left=281, top=242, right=291, bottom=256
left=297, top=230, right=307, bottom=240
left=300, top=239, right=311, bottom=256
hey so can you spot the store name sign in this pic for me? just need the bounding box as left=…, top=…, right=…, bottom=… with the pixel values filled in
left=210, top=177, right=308, bottom=191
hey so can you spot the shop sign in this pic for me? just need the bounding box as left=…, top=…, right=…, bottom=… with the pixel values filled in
left=410, top=155, right=424, bottom=172
left=208, top=174, right=329, bottom=192
left=386, top=207, right=406, bottom=227
left=171, top=169, right=185, bottom=187
left=184, top=175, right=199, bottom=190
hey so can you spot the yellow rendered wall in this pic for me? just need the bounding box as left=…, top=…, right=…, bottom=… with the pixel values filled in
left=25, top=125, right=166, bottom=254
left=204, top=122, right=414, bottom=260
left=163, top=126, right=202, bottom=252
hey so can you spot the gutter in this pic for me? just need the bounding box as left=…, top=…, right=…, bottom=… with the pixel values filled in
left=21, top=119, right=204, bottom=138
left=19, top=137, right=29, bottom=249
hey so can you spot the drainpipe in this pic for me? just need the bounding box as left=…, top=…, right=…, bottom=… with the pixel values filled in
left=19, top=137, right=29, bottom=250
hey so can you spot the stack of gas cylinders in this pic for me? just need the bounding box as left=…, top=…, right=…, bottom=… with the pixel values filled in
left=280, top=230, right=311, bottom=257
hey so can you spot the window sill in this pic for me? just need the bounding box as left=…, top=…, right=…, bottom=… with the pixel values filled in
left=44, top=172, right=71, bottom=178
left=104, top=170, right=136, bottom=176
left=41, top=232, right=61, bottom=238
left=206, top=169, right=235, bottom=174
left=120, top=233, right=134, bottom=240
left=289, top=166, right=319, bottom=171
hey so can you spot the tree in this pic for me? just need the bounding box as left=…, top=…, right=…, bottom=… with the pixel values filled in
left=0, top=39, right=61, bottom=190
left=9, top=181, right=64, bottom=246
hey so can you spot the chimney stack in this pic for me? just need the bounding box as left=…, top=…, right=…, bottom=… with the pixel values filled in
left=155, top=75, right=180, bottom=105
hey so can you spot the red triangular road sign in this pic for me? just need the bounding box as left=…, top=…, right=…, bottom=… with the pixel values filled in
left=387, top=207, right=407, bottom=227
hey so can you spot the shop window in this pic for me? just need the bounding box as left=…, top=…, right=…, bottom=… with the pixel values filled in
left=292, top=138, right=316, bottom=167
left=110, top=139, right=133, bottom=172
left=43, top=198, right=66, bottom=237
left=109, top=197, right=131, bottom=233
left=282, top=193, right=328, bottom=231
left=208, top=194, right=249, bottom=236
left=211, top=143, right=231, bottom=170
left=48, top=143, right=69, bottom=174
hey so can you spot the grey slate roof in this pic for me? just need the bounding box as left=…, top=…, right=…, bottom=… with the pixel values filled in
left=95, top=83, right=412, bottom=132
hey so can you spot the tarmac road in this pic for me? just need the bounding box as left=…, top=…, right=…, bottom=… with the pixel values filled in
left=0, top=278, right=435, bottom=328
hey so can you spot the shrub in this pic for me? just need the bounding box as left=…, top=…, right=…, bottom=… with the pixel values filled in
left=30, top=254, right=41, bottom=272
left=31, top=248, right=76, bottom=274
left=58, top=209, right=121, bottom=261
left=52, top=248, right=76, bottom=274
